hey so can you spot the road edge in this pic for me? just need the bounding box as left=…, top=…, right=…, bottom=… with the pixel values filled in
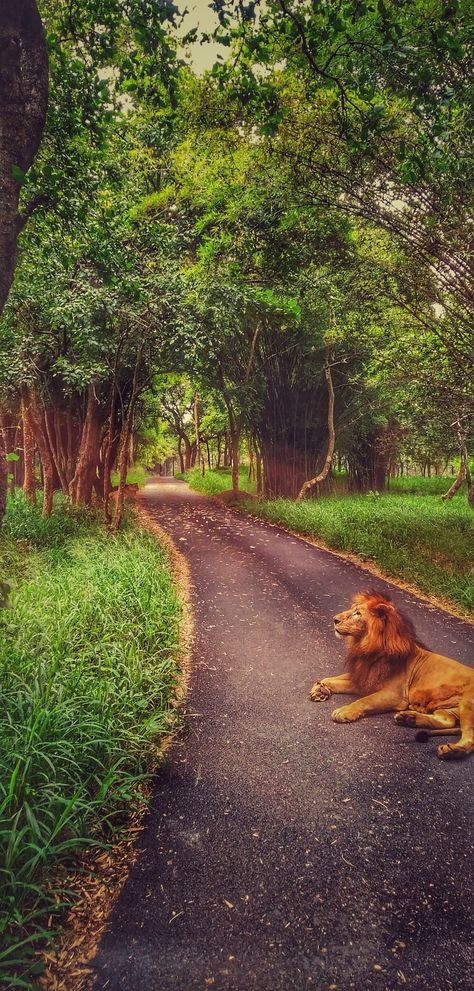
left=40, top=505, right=194, bottom=991
left=219, top=498, right=474, bottom=628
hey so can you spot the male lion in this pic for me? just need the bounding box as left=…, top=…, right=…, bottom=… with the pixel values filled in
left=311, top=591, right=474, bottom=761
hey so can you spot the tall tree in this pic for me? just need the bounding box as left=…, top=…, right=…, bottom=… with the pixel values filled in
left=0, top=0, right=48, bottom=315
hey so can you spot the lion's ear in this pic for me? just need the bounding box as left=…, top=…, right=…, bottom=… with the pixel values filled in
left=373, top=602, right=392, bottom=618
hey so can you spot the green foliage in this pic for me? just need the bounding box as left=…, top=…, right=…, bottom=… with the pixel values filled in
left=0, top=497, right=181, bottom=984
left=245, top=492, right=474, bottom=613
left=182, top=466, right=256, bottom=496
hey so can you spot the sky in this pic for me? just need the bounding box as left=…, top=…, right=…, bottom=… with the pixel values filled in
left=177, top=1, right=227, bottom=74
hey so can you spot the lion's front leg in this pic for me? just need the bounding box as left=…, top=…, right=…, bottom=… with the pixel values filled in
left=310, top=673, right=356, bottom=702
left=332, top=689, right=403, bottom=723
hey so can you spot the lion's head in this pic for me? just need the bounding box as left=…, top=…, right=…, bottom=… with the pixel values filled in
left=334, top=591, right=422, bottom=690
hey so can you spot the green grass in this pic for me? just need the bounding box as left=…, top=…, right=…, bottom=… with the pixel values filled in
left=387, top=474, right=460, bottom=497
left=180, top=466, right=256, bottom=496
left=243, top=493, right=474, bottom=614
left=110, top=463, right=149, bottom=488
left=0, top=494, right=181, bottom=987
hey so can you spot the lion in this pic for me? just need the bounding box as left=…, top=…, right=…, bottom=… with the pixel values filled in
left=310, top=591, right=474, bottom=761
left=109, top=483, right=139, bottom=502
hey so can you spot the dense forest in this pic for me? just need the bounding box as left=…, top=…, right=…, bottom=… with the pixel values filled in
left=1, top=0, right=472, bottom=521
left=0, top=2, right=473, bottom=984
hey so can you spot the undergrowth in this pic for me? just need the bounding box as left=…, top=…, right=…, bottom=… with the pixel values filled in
left=0, top=494, right=181, bottom=987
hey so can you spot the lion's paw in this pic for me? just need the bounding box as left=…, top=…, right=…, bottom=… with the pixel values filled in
left=310, top=681, right=332, bottom=702
left=394, top=711, right=417, bottom=727
left=437, top=743, right=468, bottom=761
left=332, top=706, right=359, bottom=723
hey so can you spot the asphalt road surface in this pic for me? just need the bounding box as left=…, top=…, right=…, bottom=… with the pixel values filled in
left=89, top=479, right=474, bottom=991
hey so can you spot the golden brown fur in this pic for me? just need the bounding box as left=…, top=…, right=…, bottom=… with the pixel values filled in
left=109, top=483, right=139, bottom=502
left=310, top=591, right=474, bottom=761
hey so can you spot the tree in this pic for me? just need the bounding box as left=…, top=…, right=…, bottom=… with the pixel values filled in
left=0, top=0, right=48, bottom=315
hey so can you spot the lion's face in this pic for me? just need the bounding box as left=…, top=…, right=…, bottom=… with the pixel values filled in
left=333, top=592, right=418, bottom=666
left=333, top=603, right=369, bottom=640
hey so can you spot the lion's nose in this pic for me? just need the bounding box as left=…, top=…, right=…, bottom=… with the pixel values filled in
left=333, top=617, right=341, bottom=625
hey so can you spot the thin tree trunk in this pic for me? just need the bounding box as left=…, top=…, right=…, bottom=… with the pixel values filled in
left=71, top=385, right=103, bottom=506
left=103, top=374, right=120, bottom=520
left=255, top=441, right=263, bottom=498
left=21, top=390, right=36, bottom=505
left=25, top=384, right=53, bottom=517
left=194, top=394, right=201, bottom=473
left=248, top=438, right=255, bottom=480
left=112, top=351, right=142, bottom=530
left=177, top=436, right=184, bottom=474
left=44, top=407, right=68, bottom=492
left=66, top=400, right=75, bottom=485
left=230, top=418, right=241, bottom=496
left=112, top=407, right=134, bottom=531
left=0, top=431, right=7, bottom=527
left=442, top=419, right=473, bottom=508
left=297, top=353, right=335, bottom=501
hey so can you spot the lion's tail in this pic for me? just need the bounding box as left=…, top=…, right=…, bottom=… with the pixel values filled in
left=415, top=729, right=459, bottom=742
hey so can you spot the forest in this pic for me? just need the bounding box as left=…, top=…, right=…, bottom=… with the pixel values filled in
left=0, top=0, right=473, bottom=987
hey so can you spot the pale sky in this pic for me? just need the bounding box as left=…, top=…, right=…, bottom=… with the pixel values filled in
left=178, top=1, right=227, bottom=74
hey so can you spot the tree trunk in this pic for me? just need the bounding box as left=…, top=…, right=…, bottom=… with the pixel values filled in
left=183, top=434, right=193, bottom=470
left=112, top=350, right=142, bottom=530
left=0, top=0, right=48, bottom=317
left=194, top=394, right=201, bottom=472
left=112, top=407, right=136, bottom=531
left=230, top=423, right=240, bottom=495
left=23, top=384, right=53, bottom=517
left=21, top=390, right=36, bottom=504
left=248, top=438, right=255, bottom=481
left=71, top=385, right=103, bottom=506
left=177, top=436, right=184, bottom=474
left=0, top=431, right=7, bottom=527
left=43, top=407, right=68, bottom=492
left=103, top=377, right=119, bottom=520
left=297, top=356, right=336, bottom=501
left=255, top=441, right=263, bottom=498
left=442, top=419, right=473, bottom=508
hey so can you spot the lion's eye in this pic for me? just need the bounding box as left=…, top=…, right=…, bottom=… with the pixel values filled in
left=352, top=610, right=360, bottom=618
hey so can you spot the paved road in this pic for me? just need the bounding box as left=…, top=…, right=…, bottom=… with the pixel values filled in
left=89, top=479, right=474, bottom=991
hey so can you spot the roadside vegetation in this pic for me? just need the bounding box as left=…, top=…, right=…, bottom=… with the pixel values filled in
left=0, top=1, right=472, bottom=981
left=0, top=495, right=181, bottom=986
left=182, top=468, right=473, bottom=614
left=178, top=466, right=256, bottom=497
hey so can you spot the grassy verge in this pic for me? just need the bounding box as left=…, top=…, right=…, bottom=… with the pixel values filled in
left=179, top=466, right=256, bottom=496
left=0, top=495, right=181, bottom=987
left=243, top=493, right=474, bottom=614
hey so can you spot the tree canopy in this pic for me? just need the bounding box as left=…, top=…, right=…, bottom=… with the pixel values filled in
left=0, top=0, right=472, bottom=518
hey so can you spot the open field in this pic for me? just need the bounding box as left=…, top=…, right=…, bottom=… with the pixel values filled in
left=0, top=496, right=181, bottom=985
left=182, top=469, right=473, bottom=614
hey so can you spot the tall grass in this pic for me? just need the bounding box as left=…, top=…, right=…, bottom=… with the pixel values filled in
left=0, top=495, right=181, bottom=986
left=244, top=492, right=474, bottom=613
left=180, top=466, right=256, bottom=496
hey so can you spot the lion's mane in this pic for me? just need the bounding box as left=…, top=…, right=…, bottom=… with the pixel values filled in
left=346, top=591, right=427, bottom=694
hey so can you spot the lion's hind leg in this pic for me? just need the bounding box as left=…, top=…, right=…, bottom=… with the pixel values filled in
left=437, top=697, right=474, bottom=761
left=394, top=708, right=457, bottom=730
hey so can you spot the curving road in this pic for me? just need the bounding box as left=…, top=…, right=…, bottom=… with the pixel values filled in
left=89, top=479, right=474, bottom=991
